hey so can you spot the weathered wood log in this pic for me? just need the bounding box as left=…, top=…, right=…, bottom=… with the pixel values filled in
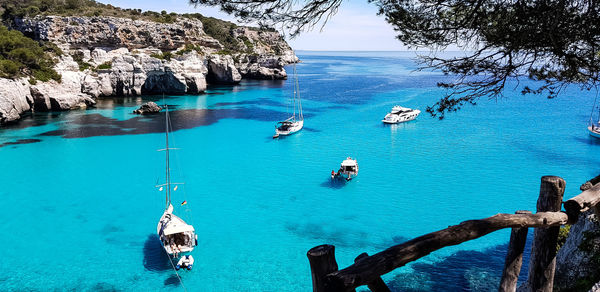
left=354, top=253, right=391, bottom=292
left=499, top=210, right=532, bottom=292
left=525, top=176, right=565, bottom=292
left=579, top=173, right=600, bottom=191
left=322, top=211, right=568, bottom=291
left=308, top=244, right=339, bottom=292
left=564, top=181, right=600, bottom=224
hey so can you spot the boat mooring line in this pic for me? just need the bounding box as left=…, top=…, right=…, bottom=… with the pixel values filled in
left=163, top=247, right=188, bottom=292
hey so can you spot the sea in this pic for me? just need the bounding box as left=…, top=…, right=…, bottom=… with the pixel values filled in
left=0, top=51, right=598, bottom=291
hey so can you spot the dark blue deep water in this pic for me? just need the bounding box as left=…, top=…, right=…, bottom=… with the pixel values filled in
left=0, top=51, right=596, bottom=291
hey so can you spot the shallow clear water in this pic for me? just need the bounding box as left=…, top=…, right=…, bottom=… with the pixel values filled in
left=0, top=51, right=597, bottom=291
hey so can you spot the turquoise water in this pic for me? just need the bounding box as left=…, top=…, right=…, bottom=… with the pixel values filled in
left=0, top=51, right=598, bottom=291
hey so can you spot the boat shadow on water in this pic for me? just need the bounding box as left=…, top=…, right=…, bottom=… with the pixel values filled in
left=574, top=136, right=600, bottom=146
left=143, top=234, right=183, bottom=287
left=320, top=177, right=350, bottom=189
left=142, top=234, right=172, bottom=272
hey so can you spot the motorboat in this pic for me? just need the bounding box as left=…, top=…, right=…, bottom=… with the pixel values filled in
left=382, top=106, right=420, bottom=124
left=332, top=157, right=359, bottom=181
left=274, top=60, right=303, bottom=138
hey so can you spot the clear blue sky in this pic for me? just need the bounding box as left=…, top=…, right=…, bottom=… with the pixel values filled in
left=97, top=0, right=409, bottom=51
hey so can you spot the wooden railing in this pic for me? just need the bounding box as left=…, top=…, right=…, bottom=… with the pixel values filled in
left=307, top=176, right=600, bottom=292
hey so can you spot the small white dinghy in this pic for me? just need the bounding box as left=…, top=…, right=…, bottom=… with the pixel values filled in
left=332, top=157, right=359, bottom=181
left=382, top=106, right=420, bottom=124
left=176, top=255, right=195, bottom=271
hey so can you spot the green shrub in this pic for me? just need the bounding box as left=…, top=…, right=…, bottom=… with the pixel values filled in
left=0, top=26, right=60, bottom=81
left=78, top=61, right=91, bottom=71
left=97, top=61, right=112, bottom=70
left=557, top=224, right=571, bottom=252
left=33, top=67, right=61, bottom=82
left=42, top=41, right=63, bottom=56
left=0, top=59, right=20, bottom=76
left=150, top=51, right=172, bottom=60
left=176, top=43, right=204, bottom=56
left=26, top=6, right=40, bottom=15
left=182, top=14, right=241, bottom=51
left=216, top=49, right=232, bottom=55
left=65, top=0, right=83, bottom=10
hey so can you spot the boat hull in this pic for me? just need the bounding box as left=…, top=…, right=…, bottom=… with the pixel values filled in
left=382, top=116, right=418, bottom=124
left=157, top=204, right=196, bottom=256
left=382, top=109, right=420, bottom=124
left=275, top=120, right=304, bottom=136
left=588, top=126, right=600, bottom=138
left=339, top=172, right=357, bottom=180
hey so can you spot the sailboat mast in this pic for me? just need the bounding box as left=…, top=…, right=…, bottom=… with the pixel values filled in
left=294, top=62, right=303, bottom=120
left=165, top=105, right=171, bottom=209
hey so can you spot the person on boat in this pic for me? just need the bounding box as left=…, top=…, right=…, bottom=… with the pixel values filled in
left=170, top=242, right=179, bottom=258
left=331, top=170, right=335, bottom=177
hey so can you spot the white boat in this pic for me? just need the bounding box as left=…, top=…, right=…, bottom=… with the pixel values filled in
left=275, top=119, right=304, bottom=137
left=589, top=100, right=600, bottom=138
left=382, top=106, right=420, bottom=124
left=274, top=62, right=303, bottom=138
left=156, top=106, right=197, bottom=259
left=589, top=125, right=600, bottom=138
left=176, top=255, right=195, bottom=271
left=333, top=157, right=359, bottom=181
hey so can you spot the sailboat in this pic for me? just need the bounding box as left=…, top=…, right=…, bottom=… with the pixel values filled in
left=273, top=62, right=303, bottom=138
left=589, top=98, right=600, bottom=138
left=156, top=106, right=198, bottom=263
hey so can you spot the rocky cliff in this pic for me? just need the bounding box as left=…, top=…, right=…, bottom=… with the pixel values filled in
left=0, top=15, right=297, bottom=124
left=554, top=211, right=600, bottom=291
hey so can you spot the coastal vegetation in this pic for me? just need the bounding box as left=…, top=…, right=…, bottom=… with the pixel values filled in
left=1, top=0, right=179, bottom=23
left=0, top=0, right=276, bottom=54
left=556, top=224, right=571, bottom=252
left=150, top=51, right=173, bottom=61
left=192, top=0, right=600, bottom=118
left=0, top=25, right=60, bottom=82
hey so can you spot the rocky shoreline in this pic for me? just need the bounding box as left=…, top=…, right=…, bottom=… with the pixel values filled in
left=0, top=15, right=297, bottom=124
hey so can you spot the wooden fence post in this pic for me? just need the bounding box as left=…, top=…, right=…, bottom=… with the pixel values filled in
left=354, top=253, right=391, bottom=292
left=525, top=176, right=565, bottom=292
left=308, top=245, right=339, bottom=292
left=499, top=210, right=532, bottom=292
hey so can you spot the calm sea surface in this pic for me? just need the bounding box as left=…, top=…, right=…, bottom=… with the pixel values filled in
left=0, top=51, right=598, bottom=291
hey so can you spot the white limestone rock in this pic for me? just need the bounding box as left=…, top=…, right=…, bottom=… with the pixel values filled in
left=0, top=79, right=32, bottom=124
left=207, top=54, right=242, bottom=84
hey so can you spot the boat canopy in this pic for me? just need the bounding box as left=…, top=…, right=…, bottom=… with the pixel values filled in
left=341, top=158, right=357, bottom=166
left=391, top=105, right=411, bottom=112
left=163, top=222, right=195, bottom=235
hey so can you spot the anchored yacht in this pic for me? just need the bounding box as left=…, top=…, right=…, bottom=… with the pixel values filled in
left=274, top=61, right=303, bottom=138
left=382, top=106, right=420, bottom=124
left=156, top=106, right=197, bottom=261
left=332, top=157, right=359, bottom=181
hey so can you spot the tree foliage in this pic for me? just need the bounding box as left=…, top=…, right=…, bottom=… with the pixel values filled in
left=0, top=0, right=178, bottom=23
left=190, top=0, right=600, bottom=118
left=0, top=26, right=60, bottom=81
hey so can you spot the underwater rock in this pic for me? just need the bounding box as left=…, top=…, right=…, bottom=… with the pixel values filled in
left=133, top=102, right=162, bottom=114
